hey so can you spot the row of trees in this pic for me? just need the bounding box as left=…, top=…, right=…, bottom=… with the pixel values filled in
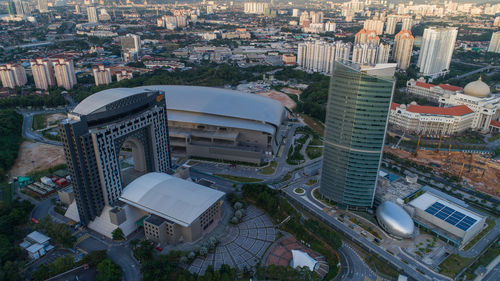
left=34, top=215, right=76, bottom=248
left=0, top=109, right=23, bottom=180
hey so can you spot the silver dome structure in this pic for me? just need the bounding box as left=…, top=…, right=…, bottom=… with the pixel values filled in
left=376, top=201, right=414, bottom=239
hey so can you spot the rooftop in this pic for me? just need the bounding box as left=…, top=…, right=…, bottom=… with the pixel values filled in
left=392, top=103, right=474, bottom=116
left=119, top=172, right=225, bottom=227
left=26, top=231, right=50, bottom=244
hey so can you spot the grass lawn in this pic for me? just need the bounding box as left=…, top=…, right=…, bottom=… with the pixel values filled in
left=463, top=217, right=495, bottom=250
left=213, top=174, right=263, bottom=183
left=364, top=254, right=400, bottom=279
left=259, top=161, right=277, bottom=175
left=294, top=187, right=305, bottom=194
left=306, top=179, right=317, bottom=186
left=439, top=254, right=473, bottom=278
left=306, top=146, right=322, bottom=159
left=299, top=114, right=324, bottom=136
left=309, top=137, right=323, bottom=146
left=32, top=113, right=48, bottom=130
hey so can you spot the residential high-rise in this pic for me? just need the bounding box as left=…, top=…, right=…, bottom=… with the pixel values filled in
left=243, top=2, right=269, bottom=14
left=393, top=30, right=414, bottom=70
left=13, top=0, right=26, bottom=16
left=121, top=34, right=141, bottom=62
left=59, top=89, right=171, bottom=225
left=0, top=63, right=27, bottom=89
left=377, top=43, right=391, bottom=64
left=487, top=31, right=500, bottom=53
left=401, top=16, right=413, bottom=31
left=417, top=27, right=457, bottom=78
left=292, top=8, right=300, bottom=17
left=363, top=19, right=384, bottom=35
left=116, top=69, right=133, bottom=81
left=38, top=0, right=48, bottom=13
left=7, top=0, right=16, bottom=15
left=355, top=29, right=380, bottom=45
left=93, top=65, right=112, bottom=86
left=325, top=21, right=336, bottom=32
left=385, top=15, right=398, bottom=35
left=494, top=17, right=500, bottom=27
left=320, top=61, right=396, bottom=209
left=352, top=44, right=378, bottom=65
left=310, top=11, right=324, bottom=24
left=30, top=58, right=56, bottom=90
left=53, top=58, right=77, bottom=90
left=297, top=40, right=341, bottom=74
left=87, top=6, right=98, bottom=23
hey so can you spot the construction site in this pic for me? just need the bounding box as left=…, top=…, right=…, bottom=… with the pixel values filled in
left=385, top=143, right=500, bottom=197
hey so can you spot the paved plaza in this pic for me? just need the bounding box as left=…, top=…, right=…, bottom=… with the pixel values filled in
left=188, top=205, right=276, bottom=275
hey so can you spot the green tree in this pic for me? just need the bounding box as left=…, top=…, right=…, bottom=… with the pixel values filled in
left=112, top=227, right=124, bottom=240
left=96, top=259, right=122, bottom=281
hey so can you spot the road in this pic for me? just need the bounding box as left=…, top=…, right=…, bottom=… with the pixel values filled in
left=482, top=260, right=500, bottom=281
left=20, top=109, right=65, bottom=146
left=284, top=185, right=451, bottom=281
left=335, top=243, right=378, bottom=281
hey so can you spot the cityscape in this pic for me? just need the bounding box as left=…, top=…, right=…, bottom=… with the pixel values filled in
left=0, top=0, right=500, bottom=281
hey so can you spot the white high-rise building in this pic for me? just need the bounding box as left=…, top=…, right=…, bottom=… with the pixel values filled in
left=30, top=58, right=56, bottom=90
left=417, top=27, right=457, bottom=78
left=355, top=29, right=380, bottom=45
left=116, top=69, right=133, bottom=81
left=38, top=0, right=48, bottom=13
left=87, top=6, right=98, bottom=23
left=121, top=34, right=141, bottom=53
left=401, top=16, right=413, bottom=31
left=377, top=43, right=391, bottom=64
left=335, top=41, right=351, bottom=62
left=0, top=63, right=27, bottom=89
left=292, top=8, right=300, bottom=17
left=385, top=15, right=398, bottom=35
left=363, top=19, right=384, bottom=35
left=297, top=40, right=338, bottom=74
left=13, top=0, right=26, bottom=16
left=53, top=58, right=77, bottom=90
left=310, top=11, right=324, bottom=24
left=487, top=32, right=500, bottom=53
left=393, top=29, right=414, bottom=70
left=93, top=65, right=112, bottom=86
left=325, top=21, right=336, bottom=32
left=244, top=2, right=269, bottom=14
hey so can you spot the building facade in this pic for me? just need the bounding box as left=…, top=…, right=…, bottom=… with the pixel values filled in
left=30, top=58, right=56, bottom=90
left=244, top=2, right=269, bottom=14
left=53, top=58, right=77, bottom=90
left=320, top=62, right=396, bottom=209
left=92, top=65, right=112, bottom=86
left=385, top=15, right=398, bottom=35
left=0, top=63, right=27, bottom=89
left=407, top=78, right=463, bottom=101
left=487, top=31, right=500, bottom=53
left=116, top=69, right=133, bottom=81
left=297, top=40, right=351, bottom=74
left=417, top=27, right=458, bottom=78
left=59, top=88, right=171, bottom=225
left=363, top=19, right=384, bottom=35
left=355, top=29, right=380, bottom=45
left=393, top=29, right=414, bottom=70
left=87, top=6, right=98, bottom=23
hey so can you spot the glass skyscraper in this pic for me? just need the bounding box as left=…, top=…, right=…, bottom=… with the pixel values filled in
left=319, top=61, right=396, bottom=209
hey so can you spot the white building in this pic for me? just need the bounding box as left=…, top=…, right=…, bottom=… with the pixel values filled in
left=325, top=21, right=336, bottom=32
left=87, top=6, right=98, bottom=23
left=243, top=2, right=269, bottom=14
left=407, top=78, right=464, bottom=102
left=417, top=27, right=457, bottom=78
left=0, top=63, right=27, bottom=89
left=53, top=58, right=77, bottom=90
left=30, top=58, right=56, bottom=90
left=116, top=69, right=133, bottom=81
left=363, top=19, right=384, bottom=35
left=355, top=29, right=380, bottom=45
left=389, top=102, right=474, bottom=137
left=385, top=15, right=398, bottom=35
left=401, top=16, right=413, bottom=31
left=93, top=65, right=112, bottom=86
left=393, top=29, right=414, bottom=70
left=297, top=40, right=347, bottom=74
left=377, top=43, right=391, bottom=64
left=439, top=78, right=500, bottom=132
left=19, top=231, right=53, bottom=260
left=487, top=31, right=500, bottom=53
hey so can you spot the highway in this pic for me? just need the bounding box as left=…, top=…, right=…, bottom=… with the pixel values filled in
left=454, top=65, right=500, bottom=80
left=284, top=185, right=452, bottom=281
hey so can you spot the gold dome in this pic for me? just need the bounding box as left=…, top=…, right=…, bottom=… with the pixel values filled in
left=464, top=77, right=490, bottom=98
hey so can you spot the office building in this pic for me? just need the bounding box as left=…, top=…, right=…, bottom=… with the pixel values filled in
left=355, top=29, right=380, bottom=45
left=87, top=6, right=98, bottom=23
left=53, top=58, right=77, bottom=90
left=320, top=62, right=396, bottom=209
left=38, top=0, right=48, bottom=12
left=59, top=88, right=171, bottom=228
left=121, top=172, right=224, bottom=244
left=385, top=15, right=398, bottom=35
left=243, top=2, right=269, bottom=14
left=401, top=16, right=413, bottom=31
left=30, top=58, right=56, bottom=90
left=116, top=69, right=133, bottom=81
left=92, top=65, right=112, bottom=86
left=393, top=29, right=414, bottom=70
left=0, top=63, right=27, bottom=89
left=363, top=19, right=384, bottom=35
left=417, top=27, right=457, bottom=78
left=487, top=31, right=500, bottom=53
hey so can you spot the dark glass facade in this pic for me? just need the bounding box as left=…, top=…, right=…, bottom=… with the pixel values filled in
left=319, top=61, right=395, bottom=208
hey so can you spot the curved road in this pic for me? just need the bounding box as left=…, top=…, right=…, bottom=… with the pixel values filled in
left=20, top=109, right=65, bottom=146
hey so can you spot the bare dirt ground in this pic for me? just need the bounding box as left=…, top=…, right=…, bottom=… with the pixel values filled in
left=46, top=113, right=66, bottom=125
left=281, top=87, right=302, bottom=96
left=385, top=148, right=500, bottom=196
left=257, top=90, right=296, bottom=110
left=9, top=141, right=65, bottom=178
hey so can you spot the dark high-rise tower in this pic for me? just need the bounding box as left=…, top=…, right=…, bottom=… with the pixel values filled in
left=59, top=88, right=171, bottom=225
left=319, top=61, right=396, bottom=209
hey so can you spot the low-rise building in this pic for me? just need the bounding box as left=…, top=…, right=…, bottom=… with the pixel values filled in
left=19, top=231, right=53, bottom=259
left=407, top=78, right=463, bottom=102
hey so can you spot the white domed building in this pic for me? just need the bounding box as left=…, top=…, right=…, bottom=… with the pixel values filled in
left=439, top=77, right=500, bottom=133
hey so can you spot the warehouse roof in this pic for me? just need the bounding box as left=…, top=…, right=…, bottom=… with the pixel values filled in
left=119, top=172, right=225, bottom=227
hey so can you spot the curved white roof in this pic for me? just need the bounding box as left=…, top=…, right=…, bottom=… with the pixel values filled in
left=135, top=85, right=285, bottom=128
left=72, top=88, right=149, bottom=115
left=119, top=172, right=225, bottom=227
left=291, top=250, right=317, bottom=271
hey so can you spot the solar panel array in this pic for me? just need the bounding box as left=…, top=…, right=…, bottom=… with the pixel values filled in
left=424, top=202, right=477, bottom=231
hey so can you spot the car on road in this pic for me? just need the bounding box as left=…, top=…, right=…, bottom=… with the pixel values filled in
left=155, top=246, right=162, bottom=251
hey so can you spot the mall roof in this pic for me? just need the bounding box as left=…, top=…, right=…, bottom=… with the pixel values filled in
left=135, top=85, right=285, bottom=128
left=409, top=192, right=483, bottom=231
left=119, top=172, right=225, bottom=227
